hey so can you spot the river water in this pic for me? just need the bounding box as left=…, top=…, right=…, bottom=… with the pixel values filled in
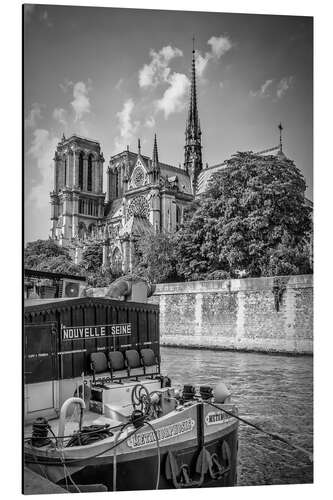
left=160, top=346, right=313, bottom=486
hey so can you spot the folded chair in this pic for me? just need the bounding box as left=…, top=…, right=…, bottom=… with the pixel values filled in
left=108, top=351, right=128, bottom=381
left=140, top=348, right=160, bottom=377
left=90, top=352, right=109, bottom=382
left=124, top=349, right=144, bottom=379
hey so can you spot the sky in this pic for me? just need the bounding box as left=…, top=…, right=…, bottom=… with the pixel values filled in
left=24, top=4, right=313, bottom=243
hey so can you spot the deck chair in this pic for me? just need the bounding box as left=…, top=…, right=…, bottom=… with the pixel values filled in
left=108, top=351, right=128, bottom=381
left=140, top=348, right=160, bottom=377
left=125, top=349, right=144, bottom=379
left=90, top=352, right=109, bottom=382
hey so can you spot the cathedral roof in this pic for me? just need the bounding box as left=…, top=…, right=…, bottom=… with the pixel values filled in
left=104, top=197, right=123, bottom=219
left=160, top=165, right=192, bottom=194
left=120, top=215, right=154, bottom=238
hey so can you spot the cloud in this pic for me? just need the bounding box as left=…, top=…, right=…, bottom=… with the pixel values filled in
left=27, top=129, right=58, bottom=209
left=196, top=52, right=210, bottom=77
left=71, top=81, right=91, bottom=121
left=139, top=45, right=183, bottom=88
left=145, top=116, right=156, bottom=128
left=250, top=76, right=294, bottom=100
left=53, top=107, right=67, bottom=127
left=195, top=34, right=233, bottom=77
left=25, top=103, right=43, bottom=129
left=59, top=78, right=73, bottom=93
left=276, top=76, right=294, bottom=99
left=207, top=35, right=233, bottom=58
left=250, top=79, right=274, bottom=98
left=115, top=78, right=123, bottom=90
left=114, top=98, right=140, bottom=150
left=156, top=73, right=190, bottom=119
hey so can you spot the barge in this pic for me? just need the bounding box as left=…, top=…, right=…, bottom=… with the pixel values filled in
left=24, top=282, right=238, bottom=491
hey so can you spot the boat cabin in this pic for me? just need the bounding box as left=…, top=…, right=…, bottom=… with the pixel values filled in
left=24, top=296, right=162, bottom=422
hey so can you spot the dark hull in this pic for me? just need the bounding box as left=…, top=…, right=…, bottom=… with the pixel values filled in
left=55, top=427, right=238, bottom=491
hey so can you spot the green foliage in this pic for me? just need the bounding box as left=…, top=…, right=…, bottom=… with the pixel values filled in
left=80, top=240, right=103, bottom=273
left=86, top=268, right=121, bottom=288
left=133, top=231, right=180, bottom=283
left=24, top=239, right=83, bottom=275
left=24, top=238, right=122, bottom=287
left=38, top=255, right=83, bottom=275
left=175, top=151, right=312, bottom=279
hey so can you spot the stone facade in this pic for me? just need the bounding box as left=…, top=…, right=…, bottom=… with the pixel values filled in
left=50, top=135, right=105, bottom=243
left=102, top=140, right=194, bottom=273
left=50, top=47, right=203, bottom=273
left=148, top=275, right=313, bottom=354
left=49, top=47, right=311, bottom=274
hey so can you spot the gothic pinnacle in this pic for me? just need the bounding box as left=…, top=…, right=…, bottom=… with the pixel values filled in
left=152, top=133, right=159, bottom=167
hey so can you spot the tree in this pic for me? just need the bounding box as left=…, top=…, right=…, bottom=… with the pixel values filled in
left=175, top=151, right=312, bottom=280
left=24, top=239, right=83, bottom=275
left=133, top=231, right=180, bottom=283
left=80, top=240, right=104, bottom=273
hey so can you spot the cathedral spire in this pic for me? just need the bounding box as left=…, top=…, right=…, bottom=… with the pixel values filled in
left=184, top=36, right=203, bottom=194
left=187, top=36, right=199, bottom=134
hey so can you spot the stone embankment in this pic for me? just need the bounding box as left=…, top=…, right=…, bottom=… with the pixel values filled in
left=149, top=275, right=313, bottom=355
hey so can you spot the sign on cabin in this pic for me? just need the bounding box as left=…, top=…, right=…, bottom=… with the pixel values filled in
left=24, top=297, right=159, bottom=383
left=61, top=323, right=132, bottom=341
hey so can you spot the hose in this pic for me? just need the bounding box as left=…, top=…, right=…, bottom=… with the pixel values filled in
left=66, top=424, right=113, bottom=447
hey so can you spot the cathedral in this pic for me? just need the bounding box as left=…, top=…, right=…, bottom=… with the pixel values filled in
left=49, top=46, right=296, bottom=273
left=50, top=46, right=204, bottom=273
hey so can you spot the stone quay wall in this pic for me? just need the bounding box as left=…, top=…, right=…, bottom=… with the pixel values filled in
left=148, top=275, right=313, bottom=354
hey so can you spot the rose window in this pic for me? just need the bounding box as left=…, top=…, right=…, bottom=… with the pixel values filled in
left=133, top=167, right=145, bottom=187
left=127, top=196, right=149, bottom=219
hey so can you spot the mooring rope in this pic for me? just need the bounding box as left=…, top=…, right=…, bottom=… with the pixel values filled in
left=206, top=401, right=313, bottom=463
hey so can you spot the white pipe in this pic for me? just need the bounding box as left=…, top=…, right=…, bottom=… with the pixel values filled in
left=58, top=397, right=86, bottom=446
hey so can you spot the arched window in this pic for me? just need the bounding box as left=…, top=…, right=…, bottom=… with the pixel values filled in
left=112, top=248, right=122, bottom=274
left=79, top=152, right=84, bottom=189
left=78, top=222, right=86, bottom=240
left=176, top=206, right=181, bottom=230
left=87, top=154, right=93, bottom=192
left=64, top=158, right=67, bottom=186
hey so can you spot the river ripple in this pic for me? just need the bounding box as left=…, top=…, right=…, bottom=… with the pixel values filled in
left=160, top=346, right=313, bottom=486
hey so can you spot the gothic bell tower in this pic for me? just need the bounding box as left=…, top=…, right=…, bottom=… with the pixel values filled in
left=50, top=134, right=105, bottom=245
left=184, top=38, right=203, bottom=195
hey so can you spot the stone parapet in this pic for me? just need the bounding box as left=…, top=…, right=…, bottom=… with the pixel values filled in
left=149, top=275, right=313, bottom=355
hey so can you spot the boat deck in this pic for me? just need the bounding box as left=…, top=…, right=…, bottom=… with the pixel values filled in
left=24, top=409, right=123, bottom=443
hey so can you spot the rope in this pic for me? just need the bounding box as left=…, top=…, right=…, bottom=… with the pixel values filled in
left=207, top=401, right=313, bottom=463
left=144, top=421, right=161, bottom=490
left=112, top=422, right=131, bottom=492
left=24, top=421, right=124, bottom=444
left=25, top=424, right=151, bottom=466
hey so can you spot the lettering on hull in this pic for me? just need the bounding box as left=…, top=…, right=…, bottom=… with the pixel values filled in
left=205, top=411, right=233, bottom=426
left=61, top=323, right=132, bottom=341
left=127, top=418, right=195, bottom=449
